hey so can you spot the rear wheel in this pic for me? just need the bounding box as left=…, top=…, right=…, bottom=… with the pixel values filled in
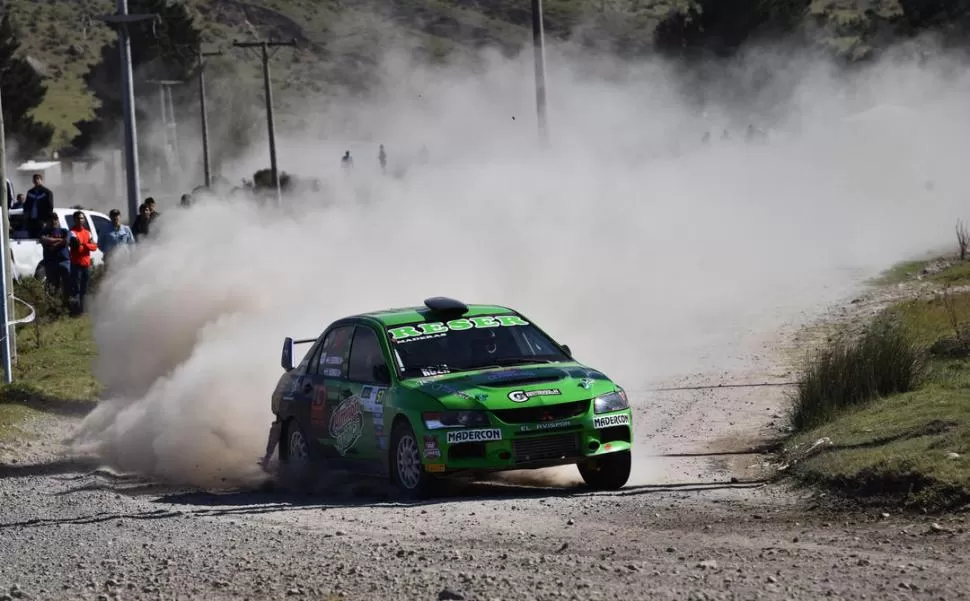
left=279, top=421, right=315, bottom=493
left=390, top=420, right=435, bottom=500
left=578, top=450, right=631, bottom=490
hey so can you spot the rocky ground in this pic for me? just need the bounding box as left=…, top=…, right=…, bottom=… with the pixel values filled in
left=1, top=278, right=969, bottom=601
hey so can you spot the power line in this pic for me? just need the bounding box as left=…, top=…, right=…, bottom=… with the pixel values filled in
left=647, top=382, right=799, bottom=392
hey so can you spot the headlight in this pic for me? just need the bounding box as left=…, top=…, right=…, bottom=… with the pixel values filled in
left=422, top=411, right=490, bottom=429
left=594, top=389, right=629, bottom=414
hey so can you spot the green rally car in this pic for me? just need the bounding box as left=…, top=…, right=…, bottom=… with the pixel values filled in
left=264, top=297, right=633, bottom=498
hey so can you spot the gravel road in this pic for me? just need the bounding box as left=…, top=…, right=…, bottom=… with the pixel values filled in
left=2, top=286, right=969, bottom=601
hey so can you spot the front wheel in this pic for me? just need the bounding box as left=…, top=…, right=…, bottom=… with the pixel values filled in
left=389, top=420, right=435, bottom=500
left=578, top=450, right=631, bottom=490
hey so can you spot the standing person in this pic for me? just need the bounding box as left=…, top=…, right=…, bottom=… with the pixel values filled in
left=23, top=174, right=54, bottom=238
left=68, top=210, right=98, bottom=316
left=38, top=213, right=71, bottom=306
left=100, top=209, right=135, bottom=262
left=144, top=197, right=161, bottom=221
left=378, top=144, right=387, bottom=173
left=341, top=150, right=353, bottom=170
left=131, top=203, right=151, bottom=242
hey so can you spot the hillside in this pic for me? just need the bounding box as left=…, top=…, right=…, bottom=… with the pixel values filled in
left=0, top=0, right=962, bottom=150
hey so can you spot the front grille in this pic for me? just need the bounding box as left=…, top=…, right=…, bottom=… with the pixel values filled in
left=512, top=433, right=581, bottom=464
left=492, top=400, right=590, bottom=424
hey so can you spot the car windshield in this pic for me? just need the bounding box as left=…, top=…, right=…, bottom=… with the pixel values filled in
left=385, top=313, right=570, bottom=378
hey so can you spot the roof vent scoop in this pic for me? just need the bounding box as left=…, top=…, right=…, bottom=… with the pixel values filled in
left=424, top=297, right=468, bottom=314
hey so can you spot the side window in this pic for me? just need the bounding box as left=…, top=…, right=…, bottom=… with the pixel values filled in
left=90, top=215, right=112, bottom=241
left=62, top=214, right=92, bottom=232
left=309, top=325, right=353, bottom=378
left=347, top=327, right=385, bottom=383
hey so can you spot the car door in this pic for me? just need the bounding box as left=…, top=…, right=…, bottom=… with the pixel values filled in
left=304, top=323, right=356, bottom=460
left=344, top=324, right=393, bottom=463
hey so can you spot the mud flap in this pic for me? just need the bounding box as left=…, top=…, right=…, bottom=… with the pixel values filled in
left=260, top=419, right=282, bottom=471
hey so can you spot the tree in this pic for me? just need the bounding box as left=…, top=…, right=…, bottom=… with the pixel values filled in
left=0, top=12, right=54, bottom=160
left=71, top=0, right=201, bottom=177
left=654, top=0, right=810, bottom=59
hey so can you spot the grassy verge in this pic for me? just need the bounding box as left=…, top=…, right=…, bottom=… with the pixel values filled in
left=785, top=265, right=970, bottom=511
left=0, top=279, right=100, bottom=443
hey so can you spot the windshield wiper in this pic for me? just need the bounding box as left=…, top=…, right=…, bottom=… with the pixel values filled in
left=465, top=357, right=554, bottom=370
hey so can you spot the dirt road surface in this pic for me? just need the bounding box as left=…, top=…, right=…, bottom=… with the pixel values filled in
left=2, top=285, right=969, bottom=601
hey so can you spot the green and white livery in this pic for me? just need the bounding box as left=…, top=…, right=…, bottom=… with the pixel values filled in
left=265, top=297, right=634, bottom=499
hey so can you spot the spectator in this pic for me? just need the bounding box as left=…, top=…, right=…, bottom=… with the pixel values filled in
left=68, top=210, right=98, bottom=316
left=179, top=193, right=193, bottom=208
left=378, top=144, right=387, bottom=173
left=23, top=174, right=54, bottom=238
left=11, top=194, right=24, bottom=209
left=38, top=214, right=71, bottom=306
left=100, top=209, right=135, bottom=260
left=341, top=150, right=353, bottom=169
left=144, top=197, right=160, bottom=222
left=131, top=203, right=151, bottom=242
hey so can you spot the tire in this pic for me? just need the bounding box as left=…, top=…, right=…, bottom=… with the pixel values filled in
left=578, top=450, right=631, bottom=491
left=279, top=420, right=316, bottom=493
left=389, top=420, right=435, bottom=500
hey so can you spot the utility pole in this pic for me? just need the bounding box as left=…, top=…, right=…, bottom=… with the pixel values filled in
left=195, top=44, right=224, bottom=189
left=531, top=0, right=549, bottom=148
left=98, top=0, right=158, bottom=225
left=232, top=38, right=297, bottom=207
left=146, top=79, right=184, bottom=188
left=0, top=84, right=15, bottom=380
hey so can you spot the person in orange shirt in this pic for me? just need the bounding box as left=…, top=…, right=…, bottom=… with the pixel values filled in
left=68, top=210, right=99, bottom=316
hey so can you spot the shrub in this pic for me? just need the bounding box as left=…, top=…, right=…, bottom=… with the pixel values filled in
left=790, top=316, right=927, bottom=431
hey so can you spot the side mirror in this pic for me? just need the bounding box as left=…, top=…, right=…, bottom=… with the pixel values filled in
left=561, top=344, right=572, bottom=358
left=281, top=337, right=294, bottom=371
left=373, top=364, right=391, bottom=385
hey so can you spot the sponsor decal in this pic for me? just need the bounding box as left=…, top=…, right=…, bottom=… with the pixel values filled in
left=376, top=388, right=385, bottom=403
left=446, top=428, right=503, bottom=444
left=325, top=355, right=343, bottom=365
left=425, top=463, right=446, bottom=473
left=388, top=315, right=530, bottom=342
left=508, top=388, right=561, bottom=403
left=329, top=396, right=363, bottom=455
left=322, top=367, right=342, bottom=378
left=578, top=378, right=594, bottom=390
left=519, top=419, right=573, bottom=432
left=593, top=414, right=630, bottom=429
left=421, top=366, right=451, bottom=377
left=423, top=435, right=441, bottom=459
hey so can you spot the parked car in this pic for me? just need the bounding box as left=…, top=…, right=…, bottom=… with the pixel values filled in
left=7, top=207, right=111, bottom=280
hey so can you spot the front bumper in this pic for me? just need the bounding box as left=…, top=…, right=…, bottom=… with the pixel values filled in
left=418, top=408, right=633, bottom=474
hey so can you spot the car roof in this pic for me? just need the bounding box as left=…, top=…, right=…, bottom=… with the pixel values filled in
left=357, top=304, right=517, bottom=327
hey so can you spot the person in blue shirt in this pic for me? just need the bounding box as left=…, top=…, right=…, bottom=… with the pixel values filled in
left=38, top=213, right=71, bottom=305
left=100, top=209, right=136, bottom=263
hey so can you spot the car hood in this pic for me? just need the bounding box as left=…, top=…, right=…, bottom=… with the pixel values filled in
left=400, top=362, right=617, bottom=410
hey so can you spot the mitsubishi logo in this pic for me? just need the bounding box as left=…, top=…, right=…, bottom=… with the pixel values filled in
left=540, top=411, right=554, bottom=421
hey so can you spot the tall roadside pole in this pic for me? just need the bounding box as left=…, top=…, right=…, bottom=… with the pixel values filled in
left=0, top=84, right=15, bottom=381
left=98, top=0, right=158, bottom=225
left=531, top=0, right=549, bottom=147
left=232, top=38, right=297, bottom=207
left=196, top=44, right=224, bottom=189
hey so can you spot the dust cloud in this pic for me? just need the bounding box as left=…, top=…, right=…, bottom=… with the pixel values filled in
left=66, top=34, right=970, bottom=490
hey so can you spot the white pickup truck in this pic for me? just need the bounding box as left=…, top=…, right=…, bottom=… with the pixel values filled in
left=7, top=207, right=111, bottom=280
